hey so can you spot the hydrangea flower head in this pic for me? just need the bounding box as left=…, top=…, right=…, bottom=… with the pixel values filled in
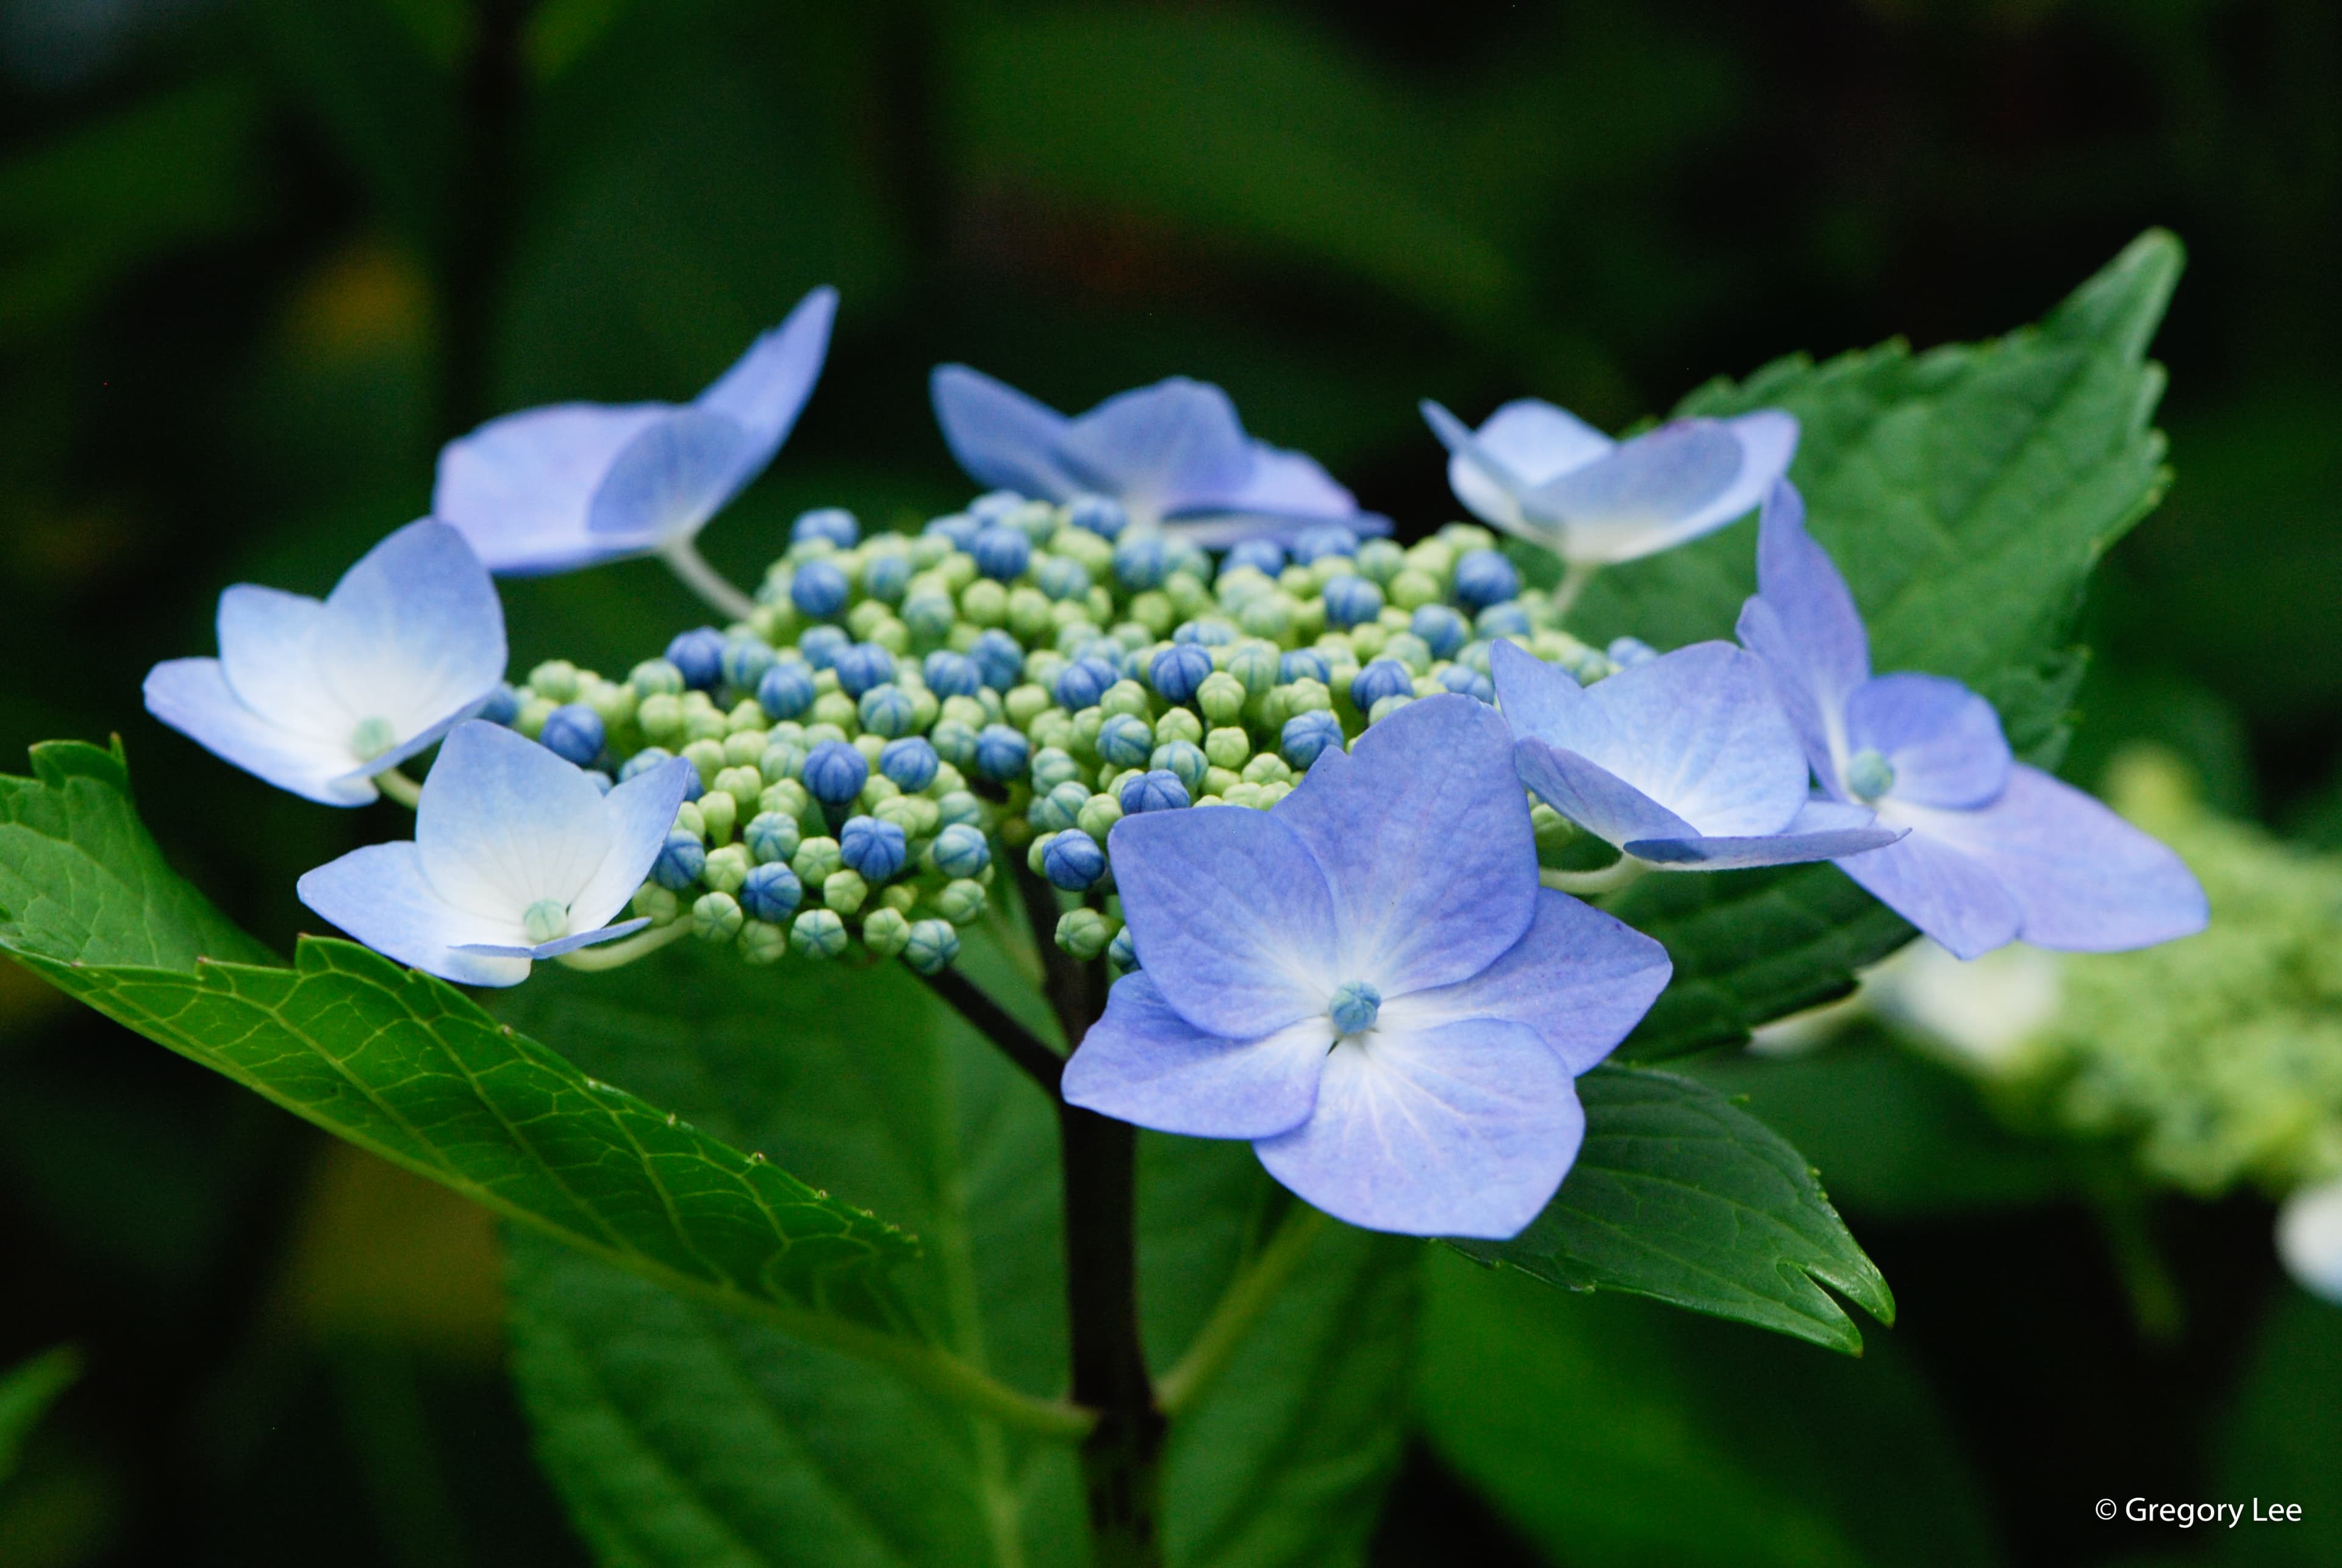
left=1491, top=639, right=1901, bottom=870
left=434, top=286, right=836, bottom=573
left=1061, top=695, right=1672, bottom=1238
left=930, top=364, right=1384, bottom=546
left=142, top=519, right=506, bottom=806
left=297, top=721, right=693, bottom=987
left=1422, top=397, right=1797, bottom=567
left=1736, top=480, right=2207, bottom=959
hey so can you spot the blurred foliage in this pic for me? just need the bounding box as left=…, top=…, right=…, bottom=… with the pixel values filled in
left=3, top=0, right=2341, bottom=1564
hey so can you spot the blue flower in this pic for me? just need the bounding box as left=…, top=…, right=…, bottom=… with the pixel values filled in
left=143, top=520, right=507, bottom=806
left=1149, top=642, right=1214, bottom=704
left=1492, top=639, right=1902, bottom=872
left=1452, top=549, right=1519, bottom=609
left=1054, top=656, right=1120, bottom=712
left=922, top=650, right=981, bottom=698
left=1150, top=739, right=1209, bottom=795
left=790, top=559, right=850, bottom=618
left=1061, top=695, right=1671, bottom=1237
left=863, top=554, right=911, bottom=603
left=858, top=684, right=918, bottom=737
left=665, top=627, right=726, bottom=690
left=1097, top=713, right=1155, bottom=768
left=1322, top=574, right=1383, bottom=629
left=538, top=704, right=605, bottom=767
left=971, top=523, right=1033, bottom=580
left=1067, top=494, right=1128, bottom=539
left=797, top=625, right=850, bottom=670
left=757, top=660, right=817, bottom=720
left=833, top=642, right=897, bottom=698
left=801, top=739, right=868, bottom=806
left=790, top=507, right=859, bottom=549
left=1280, top=710, right=1345, bottom=769
left=879, top=736, right=940, bottom=790
left=973, top=724, right=1031, bottom=782
left=434, top=287, right=836, bottom=575
left=1041, top=829, right=1107, bottom=890
left=297, top=721, right=693, bottom=986
left=651, top=830, right=706, bottom=889
left=1409, top=604, right=1467, bottom=660
left=1225, top=538, right=1287, bottom=577
left=1119, top=769, right=1191, bottom=815
left=740, top=861, right=804, bottom=922
left=930, top=823, right=990, bottom=878
left=969, top=629, right=1025, bottom=691
left=1278, top=648, right=1331, bottom=686
left=1348, top=660, right=1413, bottom=713
left=839, top=815, right=909, bottom=881
left=720, top=634, right=775, bottom=692
left=1036, top=555, right=1092, bottom=601
left=1422, top=397, right=1797, bottom=567
left=1290, top=524, right=1359, bottom=565
left=1737, top=481, right=2208, bottom=959
left=931, top=365, right=1384, bottom=545
left=1113, top=532, right=1168, bottom=591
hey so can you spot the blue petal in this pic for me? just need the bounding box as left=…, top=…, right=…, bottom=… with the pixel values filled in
left=1513, top=738, right=1695, bottom=848
left=434, top=403, right=670, bottom=571
left=1422, top=399, right=1576, bottom=552
left=568, top=756, right=697, bottom=934
left=1835, top=829, right=2023, bottom=961
left=450, top=916, right=651, bottom=962
left=318, top=518, right=508, bottom=749
left=216, top=584, right=341, bottom=734
left=1546, top=410, right=1796, bottom=565
left=1272, top=693, right=1536, bottom=998
left=692, top=285, right=837, bottom=450
left=1106, top=804, right=1339, bottom=1037
left=1896, top=764, right=2207, bottom=953
left=1254, top=1017, right=1583, bottom=1239
left=1494, top=639, right=1808, bottom=837
left=297, top=842, right=532, bottom=987
left=1736, top=479, right=1870, bottom=789
left=1843, top=672, right=2010, bottom=809
left=1381, top=887, right=1670, bottom=1075
left=415, top=721, right=614, bottom=921
left=1626, top=798, right=1906, bottom=869
left=584, top=407, right=761, bottom=550
left=1058, top=378, right=1255, bottom=526
left=143, top=658, right=377, bottom=806
left=930, top=363, right=1083, bottom=500
left=1060, top=972, right=1327, bottom=1138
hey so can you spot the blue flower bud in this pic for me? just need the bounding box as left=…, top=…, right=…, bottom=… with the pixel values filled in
left=903, top=918, right=961, bottom=975
left=1166, top=540, right=1212, bottom=581
left=1042, top=829, right=1108, bottom=890
left=1278, top=648, right=1331, bottom=685
left=1452, top=548, right=1519, bottom=610
left=930, top=719, right=979, bottom=768
left=584, top=769, right=614, bottom=795
left=1410, top=604, right=1468, bottom=660
left=1281, top=709, right=1345, bottom=769
left=539, top=703, right=606, bottom=765
left=1150, top=738, right=1209, bottom=795
left=666, top=627, right=727, bottom=690
left=792, top=907, right=849, bottom=958
left=1348, top=659, right=1413, bottom=713
left=1607, top=635, right=1659, bottom=669
left=790, top=559, right=850, bottom=618
left=1149, top=642, right=1212, bottom=703
left=1323, top=575, right=1384, bottom=629
left=973, top=723, right=1031, bottom=782
left=792, top=506, right=859, bottom=549
left=1030, top=746, right=1083, bottom=791
left=652, top=829, right=707, bottom=890
left=862, top=553, right=911, bottom=604
left=858, top=684, right=918, bottom=738
left=620, top=746, right=676, bottom=783
left=929, top=823, right=990, bottom=878
left=1096, top=712, right=1154, bottom=768
left=970, top=629, right=1025, bottom=691
left=1328, top=978, right=1382, bottom=1035
left=802, top=739, right=869, bottom=805
left=739, top=861, right=803, bottom=922
left=922, top=650, right=981, bottom=698
left=1030, top=779, right=1090, bottom=832
left=934, top=789, right=985, bottom=829
left=744, top=810, right=801, bottom=865
left=970, top=523, right=1033, bottom=580
left=1119, top=769, right=1191, bottom=815
left=478, top=681, right=522, bottom=725
left=757, top=660, right=817, bottom=721
left=839, top=815, right=909, bottom=881
left=969, top=490, right=1023, bottom=523
left=879, top=736, right=940, bottom=791
left=1436, top=665, right=1495, bottom=703
left=721, top=635, right=776, bottom=693
left=1476, top=602, right=1533, bottom=639
left=1291, top=523, right=1361, bottom=564
left=1036, top=555, right=1091, bottom=601
left=1173, top=618, right=1239, bottom=647
left=1224, top=538, right=1286, bottom=578
left=1053, top=656, right=1119, bottom=712
left=1067, top=493, right=1128, bottom=539
left=1107, top=925, right=1138, bottom=970
left=1114, top=532, right=1168, bottom=590
left=797, top=625, right=850, bottom=670
left=833, top=642, right=896, bottom=698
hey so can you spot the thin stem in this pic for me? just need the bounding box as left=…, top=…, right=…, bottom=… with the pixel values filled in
left=1155, top=1205, right=1326, bottom=1417
left=1541, top=857, right=1649, bottom=898
left=555, top=919, right=691, bottom=971
left=1550, top=559, right=1597, bottom=621
left=374, top=768, right=424, bottom=809
left=916, top=964, right=1064, bottom=1093
left=661, top=538, right=757, bottom=622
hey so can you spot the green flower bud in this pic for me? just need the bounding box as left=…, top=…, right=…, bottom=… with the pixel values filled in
left=631, top=884, right=679, bottom=926
left=876, top=793, right=940, bottom=839
left=1127, top=590, right=1176, bottom=637
left=584, top=679, right=638, bottom=729
left=701, top=843, right=752, bottom=895
left=903, top=587, right=956, bottom=640
left=861, top=906, right=912, bottom=958
left=681, top=696, right=728, bottom=743
left=930, top=719, right=979, bottom=768
left=823, top=868, right=869, bottom=915
left=1031, top=746, right=1082, bottom=791
left=528, top=659, right=581, bottom=702
left=1007, top=585, right=1055, bottom=641
left=1283, top=678, right=1333, bottom=716
left=1100, top=679, right=1151, bottom=720
left=1348, top=621, right=1389, bottom=659
left=759, top=740, right=806, bottom=786
left=1204, top=727, right=1251, bottom=769
left=673, top=801, right=706, bottom=841
left=1154, top=707, right=1203, bottom=746
left=1355, top=539, right=1406, bottom=584
left=629, top=658, right=686, bottom=699
left=1241, top=753, right=1294, bottom=786
left=759, top=779, right=811, bottom=820
left=745, top=811, right=802, bottom=865
left=845, top=599, right=892, bottom=640
left=1197, top=671, right=1247, bottom=725
left=514, top=696, right=555, bottom=739
left=1004, top=683, right=1053, bottom=729
left=698, top=789, right=738, bottom=845
left=1224, top=781, right=1267, bottom=809
left=692, top=890, right=745, bottom=942
left=859, top=776, right=902, bottom=812
left=903, top=918, right=961, bottom=975
left=678, top=738, right=723, bottom=786
left=1404, top=539, right=1455, bottom=579
left=726, top=700, right=768, bottom=734
left=961, top=579, right=1009, bottom=627
left=748, top=604, right=796, bottom=644
left=793, top=836, right=843, bottom=885
left=792, top=908, right=848, bottom=959
left=1388, top=568, right=1442, bottom=610
left=714, top=764, right=762, bottom=805
left=1071, top=706, right=1106, bottom=755
left=1026, top=830, right=1056, bottom=876
left=1438, top=521, right=1497, bottom=553
left=935, top=790, right=986, bottom=830
left=1277, top=564, right=1317, bottom=596
left=721, top=729, right=766, bottom=768
left=1237, top=593, right=1300, bottom=642
left=739, top=920, right=789, bottom=965
left=1056, top=907, right=1115, bottom=962
left=1530, top=802, right=1577, bottom=864
left=1165, top=573, right=1212, bottom=620
left=854, top=734, right=887, bottom=770
left=934, top=878, right=988, bottom=926
left=1025, top=709, right=1073, bottom=752
left=1203, top=765, right=1241, bottom=797
left=1383, top=632, right=1434, bottom=676
left=1367, top=692, right=1412, bottom=724
left=909, top=532, right=955, bottom=570
left=1256, top=779, right=1293, bottom=807
left=810, top=691, right=858, bottom=731
left=1073, top=789, right=1119, bottom=836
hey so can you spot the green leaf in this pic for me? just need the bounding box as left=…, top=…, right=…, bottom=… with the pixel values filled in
left=0, top=740, right=922, bottom=1345
left=1419, top=1253, right=1996, bottom=1568
left=0, top=1346, right=82, bottom=1486
left=501, top=938, right=1418, bottom=1567
left=2210, top=1287, right=2342, bottom=1567
left=1447, top=1065, right=1893, bottom=1354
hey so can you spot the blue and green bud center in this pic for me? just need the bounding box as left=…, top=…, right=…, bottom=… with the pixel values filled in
left=1846, top=747, right=1896, bottom=803
left=1328, top=979, right=1382, bottom=1037
left=522, top=898, right=570, bottom=945
left=349, top=716, right=399, bottom=761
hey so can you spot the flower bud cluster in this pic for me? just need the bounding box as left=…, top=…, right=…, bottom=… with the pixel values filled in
left=492, top=497, right=1622, bottom=973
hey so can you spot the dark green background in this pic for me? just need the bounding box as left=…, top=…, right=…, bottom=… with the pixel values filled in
left=2, top=2, right=2338, bottom=1565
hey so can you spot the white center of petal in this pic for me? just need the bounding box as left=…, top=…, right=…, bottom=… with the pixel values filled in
left=349, top=716, right=399, bottom=762
left=1328, top=979, right=1382, bottom=1037
left=521, top=898, right=570, bottom=945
